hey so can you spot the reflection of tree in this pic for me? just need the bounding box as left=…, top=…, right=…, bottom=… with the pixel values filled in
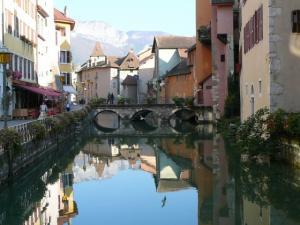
left=240, top=161, right=300, bottom=222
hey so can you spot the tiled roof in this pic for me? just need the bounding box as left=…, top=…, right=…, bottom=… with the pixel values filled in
left=152, top=36, right=195, bottom=51
left=91, top=42, right=105, bottom=57
left=107, top=56, right=121, bottom=68
left=54, top=8, right=75, bottom=30
left=119, top=51, right=139, bottom=70
left=166, top=58, right=190, bottom=77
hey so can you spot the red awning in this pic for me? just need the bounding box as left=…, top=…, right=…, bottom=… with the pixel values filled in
left=14, top=83, right=62, bottom=98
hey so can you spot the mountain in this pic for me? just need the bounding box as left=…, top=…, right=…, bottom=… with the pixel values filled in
left=71, top=21, right=168, bottom=65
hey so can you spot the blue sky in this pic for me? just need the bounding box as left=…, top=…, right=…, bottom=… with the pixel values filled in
left=53, top=0, right=195, bottom=36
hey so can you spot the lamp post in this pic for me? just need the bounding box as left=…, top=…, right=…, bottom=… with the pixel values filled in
left=0, top=46, right=12, bottom=129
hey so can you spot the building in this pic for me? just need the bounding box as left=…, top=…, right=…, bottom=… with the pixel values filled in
left=163, top=57, right=193, bottom=104
left=77, top=42, right=119, bottom=103
left=240, top=0, right=300, bottom=120
left=118, top=50, right=139, bottom=103
left=211, top=0, right=235, bottom=118
left=36, top=0, right=59, bottom=88
left=137, top=47, right=155, bottom=104
left=151, top=36, right=195, bottom=103
left=195, top=0, right=213, bottom=107
left=54, top=7, right=76, bottom=104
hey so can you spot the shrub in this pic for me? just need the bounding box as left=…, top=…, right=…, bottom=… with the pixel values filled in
left=266, top=109, right=287, bottom=137
left=286, top=113, right=300, bottom=137
left=184, top=97, right=194, bottom=107
left=117, top=96, right=126, bottom=105
left=0, top=128, right=22, bottom=153
left=146, top=97, right=156, bottom=104
left=28, top=121, right=47, bottom=142
left=172, top=96, right=185, bottom=107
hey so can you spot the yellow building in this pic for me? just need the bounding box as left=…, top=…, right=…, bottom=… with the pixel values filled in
left=54, top=7, right=76, bottom=103
left=240, top=0, right=300, bottom=120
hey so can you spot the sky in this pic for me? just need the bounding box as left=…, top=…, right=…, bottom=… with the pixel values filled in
left=53, top=0, right=195, bottom=36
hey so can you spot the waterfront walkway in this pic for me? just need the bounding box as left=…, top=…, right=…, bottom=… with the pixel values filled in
left=0, top=104, right=83, bottom=129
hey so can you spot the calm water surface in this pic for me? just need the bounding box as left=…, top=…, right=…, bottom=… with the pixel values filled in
left=0, top=113, right=300, bottom=225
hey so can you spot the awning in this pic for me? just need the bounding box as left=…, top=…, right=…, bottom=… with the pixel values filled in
left=14, top=83, right=62, bottom=98
left=63, top=85, right=77, bottom=94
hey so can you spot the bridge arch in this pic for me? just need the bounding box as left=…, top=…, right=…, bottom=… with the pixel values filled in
left=94, top=109, right=122, bottom=119
left=131, top=109, right=159, bottom=121
left=170, top=108, right=197, bottom=121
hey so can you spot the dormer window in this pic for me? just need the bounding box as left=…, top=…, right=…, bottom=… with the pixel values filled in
left=292, top=10, right=300, bottom=33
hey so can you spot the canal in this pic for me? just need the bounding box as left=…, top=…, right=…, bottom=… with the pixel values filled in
left=0, top=112, right=300, bottom=225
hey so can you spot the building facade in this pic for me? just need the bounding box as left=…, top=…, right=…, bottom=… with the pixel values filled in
left=240, top=0, right=300, bottom=120
left=77, top=42, right=119, bottom=103
left=137, top=47, right=155, bottom=104
left=36, top=0, right=58, bottom=88
left=54, top=7, right=76, bottom=103
left=151, top=36, right=195, bottom=103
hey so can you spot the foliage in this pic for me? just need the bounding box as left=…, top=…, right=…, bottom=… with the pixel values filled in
left=117, top=96, right=126, bottom=105
left=266, top=109, right=287, bottom=138
left=88, top=97, right=106, bottom=108
left=146, top=97, right=156, bottom=104
left=172, top=96, right=185, bottom=107
left=286, top=113, right=300, bottom=137
left=28, top=121, right=47, bottom=142
left=224, top=75, right=240, bottom=118
left=184, top=96, right=194, bottom=107
left=0, top=128, right=22, bottom=153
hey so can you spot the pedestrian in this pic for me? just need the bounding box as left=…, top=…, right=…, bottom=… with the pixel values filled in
left=111, top=93, right=114, bottom=104
left=107, top=92, right=111, bottom=104
left=66, top=102, right=70, bottom=112
left=38, top=101, right=48, bottom=119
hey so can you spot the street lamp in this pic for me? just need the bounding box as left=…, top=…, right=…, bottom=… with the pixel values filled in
left=0, top=46, right=12, bottom=129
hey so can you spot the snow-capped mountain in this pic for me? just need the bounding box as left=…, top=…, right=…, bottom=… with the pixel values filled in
left=71, top=21, right=168, bottom=65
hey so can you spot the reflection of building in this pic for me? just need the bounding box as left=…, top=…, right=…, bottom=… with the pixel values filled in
left=57, top=164, right=78, bottom=225
left=22, top=163, right=78, bottom=225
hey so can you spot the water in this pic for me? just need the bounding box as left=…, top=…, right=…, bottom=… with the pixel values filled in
left=0, top=113, right=300, bottom=225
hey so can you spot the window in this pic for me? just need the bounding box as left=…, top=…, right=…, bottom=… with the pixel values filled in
left=60, top=51, right=71, bottom=64
left=292, top=10, right=300, bottom=33
left=244, top=6, right=263, bottom=54
left=245, top=84, right=248, bottom=95
left=61, top=73, right=71, bottom=85
left=259, top=80, right=262, bottom=94
left=220, top=54, right=225, bottom=62
left=14, top=16, right=19, bottom=37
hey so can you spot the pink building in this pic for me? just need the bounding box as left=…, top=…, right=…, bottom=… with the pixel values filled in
left=210, top=0, right=235, bottom=118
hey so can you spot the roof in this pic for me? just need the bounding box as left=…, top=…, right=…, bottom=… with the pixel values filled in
left=139, top=54, right=154, bottom=65
left=187, top=44, right=196, bottom=53
left=54, top=8, right=75, bottom=30
left=91, top=42, right=105, bottom=57
left=166, top=58, right=190, bottom=77
left=107, top=56, right=121, bottom=68
left=152, top=36, right=195, bottom=52
left=122, top=75, right=138, bottom=86
left=118, top=51, right=139, bottom=70
left=37, top=5, right=49, bottom=18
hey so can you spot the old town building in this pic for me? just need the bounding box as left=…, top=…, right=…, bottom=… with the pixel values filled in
left=54, top=7, right=76, bottom=104
left=240, top=0, right=300, bottom=120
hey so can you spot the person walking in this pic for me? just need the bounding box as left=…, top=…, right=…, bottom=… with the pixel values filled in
left=66, top=102, right=71, bottom=112
left=111, top=93, right=114, bottom=104
left=38, top=101, right=48, bottom=119
left=107, top=92, right=111, bottom=104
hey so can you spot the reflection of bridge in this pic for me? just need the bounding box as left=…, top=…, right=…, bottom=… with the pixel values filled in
left=93, top=104, right=213, bottom=122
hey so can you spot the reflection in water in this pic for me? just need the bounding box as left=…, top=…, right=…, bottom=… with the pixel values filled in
left=0, top=121, right=300, bottom=225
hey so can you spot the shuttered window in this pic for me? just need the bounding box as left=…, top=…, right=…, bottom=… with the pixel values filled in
left=292, top=10, right=300, bottom=33
left=244, top=5, right=263, bottom=54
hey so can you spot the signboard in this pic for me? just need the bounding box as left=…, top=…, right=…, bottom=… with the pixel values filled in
left=0, top=53, right=11, bottom=64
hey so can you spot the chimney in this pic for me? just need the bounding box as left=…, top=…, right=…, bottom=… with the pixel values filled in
left=64, top=6, right=68, bottom=16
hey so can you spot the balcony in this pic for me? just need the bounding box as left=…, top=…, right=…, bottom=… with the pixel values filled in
left=212, top=0, right=234, bottom=5
left=197, top=26, right=211, bottom=45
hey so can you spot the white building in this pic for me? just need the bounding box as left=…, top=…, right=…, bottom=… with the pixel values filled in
left=36, top=0, right=59, bottom=88
left=137, top=47, right=155, bottom=103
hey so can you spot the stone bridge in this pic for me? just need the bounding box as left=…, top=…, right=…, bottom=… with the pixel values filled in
left=93, top=104, right=213, bottom=122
